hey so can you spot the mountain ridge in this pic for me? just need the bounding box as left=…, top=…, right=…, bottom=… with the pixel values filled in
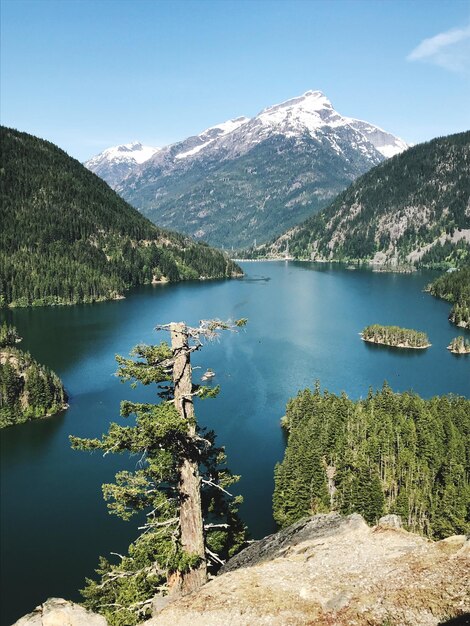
left=84, top=141, right=160, bottom=189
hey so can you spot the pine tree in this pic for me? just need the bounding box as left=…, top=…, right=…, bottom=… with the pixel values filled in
left=71, top=319, right=248, bottom=625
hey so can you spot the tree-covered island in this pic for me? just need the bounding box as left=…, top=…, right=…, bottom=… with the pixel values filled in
left=361, top=324, right=431, bottom=349
left=0, top=323, right=67, bottom=428
left=448, top=336, right=470, bottom=355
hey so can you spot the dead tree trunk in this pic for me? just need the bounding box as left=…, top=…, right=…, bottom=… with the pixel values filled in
left=170, top=322, right=207, bottom=594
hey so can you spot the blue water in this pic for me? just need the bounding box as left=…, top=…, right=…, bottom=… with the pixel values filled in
left=1, top=262, right=468, bottom=624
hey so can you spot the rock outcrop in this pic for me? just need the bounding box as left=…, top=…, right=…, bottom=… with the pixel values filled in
left=13, top=514, right=470, bottom=626
left=13, top=597, right=107, bottom=626
left=148, top=513, right=470, bottom=626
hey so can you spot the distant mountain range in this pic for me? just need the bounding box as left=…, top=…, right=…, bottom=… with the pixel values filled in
left=0, top=127, right=241, bottom=308
left=255, top=131, right=470, bottom=267
left=85, top=91, right=407, bottom=248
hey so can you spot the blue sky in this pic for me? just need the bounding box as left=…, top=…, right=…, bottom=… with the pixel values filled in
left=1, top=0, right=469, bottom=161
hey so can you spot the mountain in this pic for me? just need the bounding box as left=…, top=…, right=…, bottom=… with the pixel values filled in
left=92, top=91, right=407, bottom=249
left=258, top=131, right=470, bottom=265
left=0, top=127, right=242, bottom=308
left=84, top=141, right=160, bottom=189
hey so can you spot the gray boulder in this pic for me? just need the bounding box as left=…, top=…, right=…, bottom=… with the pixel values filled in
left=13, top=598, right=107, bottom=626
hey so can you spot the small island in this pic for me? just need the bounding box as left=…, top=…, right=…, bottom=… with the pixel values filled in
left=447, top=336, right=470, bottom=355
left=0, top=323, right=67, bottom=428
left=361, top=324, right=431, bottom=349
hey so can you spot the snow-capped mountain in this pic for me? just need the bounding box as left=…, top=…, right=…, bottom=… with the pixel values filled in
left=85, top=141, right=159, bottom=189
left=97, top=91, right=408, bottom=248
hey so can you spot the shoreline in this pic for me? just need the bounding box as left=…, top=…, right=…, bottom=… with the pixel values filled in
left=361, top=336, right=431, bottom=350
left=1, top=402, right=69, bottom=430
left=233, top=258, right=417, bottom=273
left=6, top=272, right=244, bottom=309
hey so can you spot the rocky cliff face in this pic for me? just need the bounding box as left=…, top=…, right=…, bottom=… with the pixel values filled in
left=14, top=513, right=469, bottom=626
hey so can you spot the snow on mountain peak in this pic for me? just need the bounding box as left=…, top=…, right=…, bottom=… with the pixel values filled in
left=86, top=142, right=160, bottom=167
left=205, top=116, right=250, bottom=136
left=260, top=90, right=331, bottom=115
left=87, top=90, right=408, bottom=192
left=109, top=142, right=159, bottom=164
left=255, top=90, right=340, bottom=136
left=175, top=116, right=250, bottom=160
left=84, top=142, right=160, bottom=189
left=251, top=91, right=408, bottom=157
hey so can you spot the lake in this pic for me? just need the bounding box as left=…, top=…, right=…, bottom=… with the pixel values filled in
left=1, top=261, right=468, bottom=625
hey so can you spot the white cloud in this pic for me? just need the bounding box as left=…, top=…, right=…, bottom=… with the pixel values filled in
left=407, top=23, right=470, bottom=72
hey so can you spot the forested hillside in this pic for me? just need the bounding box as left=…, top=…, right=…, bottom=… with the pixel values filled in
left=273, top=384, right=469, bottom=539
left=0, top=127, right=241, bottom=307
left=427, top=265, right=470, bottom=328
left=256, top=131, right=470, bottom=264
left=0, top=323, right=67, bottom=427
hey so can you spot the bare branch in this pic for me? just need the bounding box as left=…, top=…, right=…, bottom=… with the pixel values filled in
left=201, top=478, right=233, bottom=496
left=138, top=517, right=179, bottom=530
left=204, top=523, right=230, bottom=530
left=156, top=319, right=247, bottom=346
left=206, top=547, right=225, bottom=565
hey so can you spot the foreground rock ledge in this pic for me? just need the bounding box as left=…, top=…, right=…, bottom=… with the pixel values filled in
left=150, top=513, right=469, bottom=626
left=13, top=514, right=470, bottom=626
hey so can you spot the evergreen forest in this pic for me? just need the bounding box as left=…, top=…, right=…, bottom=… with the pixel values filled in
left=0, top=127, right=241, bottom=308
left=0, top=323, right=67, bottom=427
left=427, top=265, right=470, bottom=328
left=273, top=383, right=470, bottom=539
